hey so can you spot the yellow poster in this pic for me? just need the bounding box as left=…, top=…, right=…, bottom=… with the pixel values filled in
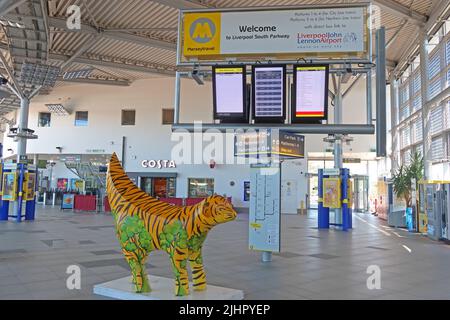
left=23, top=173, right=36, bottom=201
left=183, top=12, right=221, bottom=57
left=347, top=179, right=353, bottom=208
left=323, top=178, right=341, bottom=209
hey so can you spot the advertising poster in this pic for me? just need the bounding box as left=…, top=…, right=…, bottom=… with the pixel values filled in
left=182, top=6, right=368, bottom=60
left=2, top=172, right=17, bottom=201
left=323, top=178, right=341, bottom=208
left=61, top=193, right=75, bottom=210
left=57, top=178, right=68, bottom=191
left=70, top=179, right=85, bottom=192
left=24, top=173, right=36, bottom=201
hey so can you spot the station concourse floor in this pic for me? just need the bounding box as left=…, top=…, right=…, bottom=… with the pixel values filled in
left=1, top=205, right=450, bottom=300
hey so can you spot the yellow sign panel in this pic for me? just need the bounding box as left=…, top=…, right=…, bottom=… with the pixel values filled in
left=183, top=12, right=221, bottom=57
left=323, top=178, right=341, bottom=209
left=23, top=173, right=36, bottom=201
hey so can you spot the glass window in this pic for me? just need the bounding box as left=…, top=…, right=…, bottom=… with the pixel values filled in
left=74, top=111, right=88, bottom=126
left=188, top=178, right=214, bottom=198
left=121, top=109, right=135, bottom=126
left=162, top=109, right=174, bottom=125
left=38, top=112, right=51, bottom=127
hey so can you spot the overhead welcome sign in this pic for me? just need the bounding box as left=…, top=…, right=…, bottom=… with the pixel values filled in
left=180, top=5, right=370, bottom=62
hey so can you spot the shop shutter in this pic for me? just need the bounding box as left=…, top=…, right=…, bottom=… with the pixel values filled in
left=429, top=53, right=440, bottom=80
left=431, top=136, right=444, bottom=161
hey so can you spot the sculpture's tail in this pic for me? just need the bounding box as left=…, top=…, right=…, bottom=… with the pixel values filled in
left=106, top=153, right=172, bottom=221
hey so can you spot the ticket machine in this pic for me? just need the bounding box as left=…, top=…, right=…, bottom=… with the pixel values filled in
left=0, top=162, right=37, bottom=222
left=419, top=181, right=450, bottom=241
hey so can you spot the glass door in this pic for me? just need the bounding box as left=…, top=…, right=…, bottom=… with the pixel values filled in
left=140, top=177, right=152, bottom=195
left=153, top=178, right=168, bottom=198
left=309, top=174, right=319, bottom=209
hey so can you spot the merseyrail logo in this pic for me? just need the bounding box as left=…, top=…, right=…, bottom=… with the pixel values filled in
left=190, top=18, right=216, bottom=43
left=183, top=13, right=221, bottom=56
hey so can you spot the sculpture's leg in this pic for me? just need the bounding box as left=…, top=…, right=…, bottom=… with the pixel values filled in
left=124, top=251, right=151, bottom=293
left=170, top=248, right=189, bottom=296
left=189, top=248, right=206, bottom=291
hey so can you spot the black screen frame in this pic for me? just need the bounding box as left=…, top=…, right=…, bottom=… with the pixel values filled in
left=291, top=64, right=329, bottom=124
left=252, top=64, right=286, bottom=124
left=212, top=65, right=248, bottom=123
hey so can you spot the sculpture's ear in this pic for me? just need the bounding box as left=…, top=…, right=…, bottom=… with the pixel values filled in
left=202, top=199, right=212, bottom=217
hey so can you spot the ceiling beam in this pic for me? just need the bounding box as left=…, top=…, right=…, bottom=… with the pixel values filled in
left=0, top=0, right=28, bottom=16
left=373, top=0, right=427, bottom=27
left=49, top=53, right=175, bottom=76
left=48, top=17, right=177, bottom=51
left=60, top=77, right=131, bottom=87
left=151, top=0, right=209, bottom=9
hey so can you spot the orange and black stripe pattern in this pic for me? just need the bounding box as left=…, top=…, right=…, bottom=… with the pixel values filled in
left=106, top=153, right=237, bottom=295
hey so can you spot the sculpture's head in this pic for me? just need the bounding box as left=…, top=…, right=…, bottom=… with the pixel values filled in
left=199, top=195, right=237, bottom=228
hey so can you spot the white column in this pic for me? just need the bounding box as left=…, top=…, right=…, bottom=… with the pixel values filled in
left=419, top=31, right=431, bottom=179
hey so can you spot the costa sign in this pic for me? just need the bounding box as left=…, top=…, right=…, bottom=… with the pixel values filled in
left=141, top=160, right=176, bottom=169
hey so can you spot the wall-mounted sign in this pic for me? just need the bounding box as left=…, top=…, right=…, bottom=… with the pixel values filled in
left=180, top=5, right=370, bottom=62
left=272, top=131, right=305, bottom=158
left=86, top=149, right=106, bottom=153
left=57, top=178, right=68, bottom=190
left=141, top=160, right=176, bottom=169
left=234, top=129, right=304, bottom=159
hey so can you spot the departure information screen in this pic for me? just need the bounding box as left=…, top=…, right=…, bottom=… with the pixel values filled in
left=252, top=65, right=285, bottom=122
left=292, top=65, right=328, bottom=122
left=213, top=66, right=246, bottom=121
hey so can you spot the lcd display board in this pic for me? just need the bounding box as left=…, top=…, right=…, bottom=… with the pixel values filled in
left=292, top=65, right=329, bottom=123
left=252, top=65, right=286, bottom=123
left=213, top=65, right=247, bottom=123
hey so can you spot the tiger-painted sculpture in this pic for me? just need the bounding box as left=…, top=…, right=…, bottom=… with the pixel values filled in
left=106, top=153, right=237, bottom=296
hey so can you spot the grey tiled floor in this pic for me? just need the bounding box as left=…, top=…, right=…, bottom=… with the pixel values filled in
left=1, top=205, right=450, bottom=300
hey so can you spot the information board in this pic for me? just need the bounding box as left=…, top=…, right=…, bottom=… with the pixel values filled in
left=252, top=65, right=286, bottom=123
left=249, top=163, right=281, bottom=252
left=272, top=131, right=305, bottom=158
left=213, top=65, right=248, bottom=122
left=61, top=193, right=75, bottom=210
left=180, top=5, right=370, bottom=62
left=292, top=65, right=329, bottom=122
left=234, top=129, right=304, bottom=158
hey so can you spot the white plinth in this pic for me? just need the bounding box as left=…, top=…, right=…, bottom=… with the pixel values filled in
left=93, top=276, right=244, bottom=300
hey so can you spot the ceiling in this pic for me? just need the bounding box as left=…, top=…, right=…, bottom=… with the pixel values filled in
left=0, top=0, right=448, bottom=119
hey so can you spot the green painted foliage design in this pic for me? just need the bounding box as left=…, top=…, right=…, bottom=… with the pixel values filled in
left=119, top=215, right=153, bottom=256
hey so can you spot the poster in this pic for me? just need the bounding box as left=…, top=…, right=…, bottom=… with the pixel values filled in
left=61, top=193, right=75, bottom=210
left=2, top=172, right=17, bottom=201
left=181, top=6, right=369, bottom=61
left=70, top=178, right=85, bottom=192
left=323, top=178, right=341, bottom=208
left=57, top=178, right=68, bottom=190
left=23, top=173, right=36, bottom=201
